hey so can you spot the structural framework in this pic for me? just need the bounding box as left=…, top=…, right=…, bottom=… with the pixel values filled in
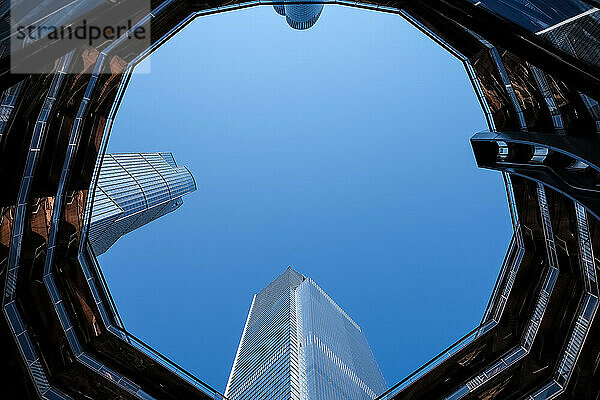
left=1, top=0, right=600, bottom=399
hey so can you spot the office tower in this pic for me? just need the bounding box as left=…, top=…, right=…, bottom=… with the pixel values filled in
left=1, top=1, right=600, bottom=400
left=88, top=152, right=196, bottom=255
left=225, top=267, right=387, bottom=400
left=273, top=1, right=324, bottom=30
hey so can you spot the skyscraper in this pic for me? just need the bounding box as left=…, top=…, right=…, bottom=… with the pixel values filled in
left=88, top=152, right=196, bottom=255
left=2, top=1, right=600, bottom=399
left=225, top=267, right=387, bottom=400
left=273, top=1, right=324, bottom=30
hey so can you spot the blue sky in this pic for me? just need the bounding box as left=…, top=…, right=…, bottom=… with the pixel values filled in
left=102, top=5, right=512, bottom=393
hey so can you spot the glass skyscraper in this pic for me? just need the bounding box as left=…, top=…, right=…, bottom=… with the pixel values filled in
left=273, top=1, right=324, bottom=30
left=4, top=1, right=600, bottom=399
left=225, top=267, right=387, bottom=400
left=88, top=152, right=196, bottom=255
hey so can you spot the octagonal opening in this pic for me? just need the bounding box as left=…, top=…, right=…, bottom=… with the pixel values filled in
left=94, top=4, right=512, bottom=395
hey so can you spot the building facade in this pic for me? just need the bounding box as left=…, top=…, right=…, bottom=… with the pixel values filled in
left=88, top=152, right=196, bottom=255
left=273, top=1, right=324, bottom=30
left=225, top=268, right=387, bottom=400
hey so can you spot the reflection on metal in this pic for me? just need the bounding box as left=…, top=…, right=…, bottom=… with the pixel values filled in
left=377, top=225, right=525, bottom=400
left=529, top=64, right=564, bottom=130
left=580, top=94, right=600, bottom=132
left=531, top=145, right=549, bottom=163
left=442, top=184, right=559, bottom=400
left=30, top=2, right=227, bottom=398
left=72, top=10, right=228, bottom=398
left=451, top=23, right=528, bottom=130
left=526, top=202, right=599, bottom=399
left=567, top=159, right=589, bottom=171
left=395, top=10, right=497, bottom=131
left=3, top=52, right=73, bottom=400
left=38, top=12, right=165, bottom=397
left=469, top=0, right=593, bottom=33
left=477, top=33, right=527, bottom=130
left=0, top=81, right=23, bottom=143
left=2, top=1, right=600, bottom=399
left=537, top=9, right=600, bottom=69
left=471, top=130, right=600, bottom=219
left=497, top=141, right=509, bottom=160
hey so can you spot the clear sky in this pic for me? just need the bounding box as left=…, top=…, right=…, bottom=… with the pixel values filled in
left=102, top=4, right=512, bottom=394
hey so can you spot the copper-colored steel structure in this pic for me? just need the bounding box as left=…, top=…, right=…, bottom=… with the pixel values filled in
left=1, top=1, right=600, bottom=399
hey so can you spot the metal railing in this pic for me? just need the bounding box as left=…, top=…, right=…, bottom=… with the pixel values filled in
left=439, top=184, right=558, bottom=400
left=526, top=202, right=599, bottom=399
left=376, top=176, right=523, bottom=400
left=72, top=4, right=229, bottom=398
left=3, top=52, right=74, bottom=400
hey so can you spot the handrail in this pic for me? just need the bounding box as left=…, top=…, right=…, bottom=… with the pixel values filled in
left=374, top=323, right=490, bottom=400
left=3, top=52, right=74, bottom=400
left=85, top=243, right=227, bottom=398
left=86, top=239, right=127, bottom=330
left=76, top=3, right=521, bottom=400
left=376, top=228, right=523, bottom=399
left=525, top=201, right=600, bottom=399
left=73, top=5, right=228, bottom=398
left=440, top=184, right=560, bottom=400
left=481, top=233, right=517, bottom=324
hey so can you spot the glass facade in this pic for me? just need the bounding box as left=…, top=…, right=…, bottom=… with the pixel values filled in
left=3, top=0, right=600, bottom=398
left=537, top=9, right=600, bottom=69
left=225, top=268, right=386, bottom=400
left=88, top=152, right=196, bottom=255
left=0, top=81, right=23, bottom=141
left=273, top=1, right=324, bottom=30
left=468, top=0, right=600, bottom=69
left=297, top=278, right=387, bottom=400
left=468, top=0, right=593, bottom=33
